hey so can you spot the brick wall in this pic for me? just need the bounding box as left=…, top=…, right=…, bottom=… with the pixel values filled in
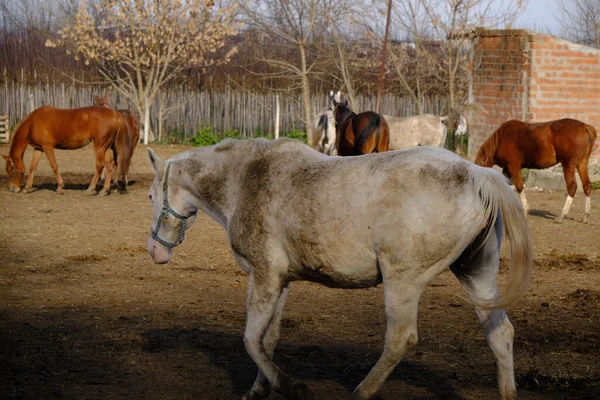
left=468, top=29, right=600, bottom=162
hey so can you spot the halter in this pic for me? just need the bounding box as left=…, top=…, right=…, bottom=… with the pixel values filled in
left=150, top=162, right=197, bottom=248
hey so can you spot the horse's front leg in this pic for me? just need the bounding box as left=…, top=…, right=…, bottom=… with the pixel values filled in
left=506, top=164, right=528, bottom=215
left=244, top=285, right=289, bottom=400
left=22, top=148, right=43, bottom=194
left=243, top=272, right=312, bottom=400
left=42, top=146, right=65, bottom=194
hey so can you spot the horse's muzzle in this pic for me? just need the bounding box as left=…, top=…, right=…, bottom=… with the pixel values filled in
left=147, top=237, right=172, bottom=264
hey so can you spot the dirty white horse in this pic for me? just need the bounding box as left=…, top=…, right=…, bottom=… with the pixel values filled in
left=314, top=90, right=340, bottom=155
left=384, top=113, right=449, bottom=149
left=147, top=138, right=532, bottom=400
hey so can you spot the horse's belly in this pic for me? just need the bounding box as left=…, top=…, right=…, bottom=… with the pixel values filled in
left=290, top=256, right=381, bottom=289
left=55, top=138, right=92, bottom=150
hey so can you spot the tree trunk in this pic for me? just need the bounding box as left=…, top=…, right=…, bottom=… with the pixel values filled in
left=143, top=105, right=151, bottom=145
left=299, top=45, right=313, bottom=146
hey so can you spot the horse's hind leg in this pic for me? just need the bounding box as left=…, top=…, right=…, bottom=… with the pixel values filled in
left=556, top=163, right=578, bottom=223
left=244, top=286, right=289, bottom=400
left=353, top=273, right=422, bottom=399
left=42, top=146, right=65, bottom=194
left=576, top=162, right=592, bottom=223
left=23, top=149, right=43, bottom=193
left=98, top=149, right=115, bottom=196
left=450, top=219, right=516, bottom=399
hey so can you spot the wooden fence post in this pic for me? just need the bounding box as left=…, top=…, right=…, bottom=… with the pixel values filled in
left=0, top=115, right=9, bottom=143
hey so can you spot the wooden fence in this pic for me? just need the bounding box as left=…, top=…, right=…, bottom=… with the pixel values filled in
left=0, top=81, right=449, bottom=143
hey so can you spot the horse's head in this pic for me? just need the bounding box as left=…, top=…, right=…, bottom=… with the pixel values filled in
left=147, top=148, right=198, bottom=264
left=2, top=154, right=26, bottom=192
left=93, top=94, right=111, bottom=108
left=332, top=99, right=352, bottom=127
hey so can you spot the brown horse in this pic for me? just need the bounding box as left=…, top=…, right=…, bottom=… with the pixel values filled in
left=333, top=100, right=389, bottom=156
left=94, top=95, right=140, bottom=191
left=475, top=118, right=597, bottom=223
left=2, top=98, right=127, bottom=195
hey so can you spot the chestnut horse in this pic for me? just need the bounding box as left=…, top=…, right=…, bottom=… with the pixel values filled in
left=475, top=118, right=597, bottom=223
left=2, top=98, right=127, bottom=195
left=333, top=99, right=389, bottom=156
left=94, top=95, right=140, bottom=190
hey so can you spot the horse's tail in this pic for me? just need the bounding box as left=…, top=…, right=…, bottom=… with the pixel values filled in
left=113, top=112, right=136, bottom=190
left=584, top=124, right=598, bottom=159
left=354, top=115, right=381, bottom=154
left=314, top=114, right=329, bottom=151
left=468, top=166, right=533, bottom=310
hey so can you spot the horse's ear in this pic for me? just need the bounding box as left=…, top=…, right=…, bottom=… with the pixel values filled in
left=147, top=148, right=164, bottom=175
left=102, top=94, right=108, bottom=103
left=93, top=94, right=99, bottom=104
left=336, top=90, right=341, bottom=101
left=329, top=90, right=334, bottom=97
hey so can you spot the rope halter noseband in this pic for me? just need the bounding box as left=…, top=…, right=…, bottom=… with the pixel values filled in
left=150, top=162, right=197, bottom=248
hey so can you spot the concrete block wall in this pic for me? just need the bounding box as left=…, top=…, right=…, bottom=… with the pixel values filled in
left=468, top=28, right=600, bottom=162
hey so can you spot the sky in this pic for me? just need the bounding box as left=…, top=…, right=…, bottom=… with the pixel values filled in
left=515, top=0, right=563, bottom=34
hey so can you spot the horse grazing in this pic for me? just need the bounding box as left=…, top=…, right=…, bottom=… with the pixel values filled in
left=2, top=99, right=128, bottom=195
left=147, top=138, right=532, bottom=400
left=93, top=95, right=140, bottom=190
left=476, top=118, right=597, bottom=223
left=313, top=90, right=340, bottom=155
left=384, top=113, right=449, bottom=149
left=333, top=100, right=389, bottom=156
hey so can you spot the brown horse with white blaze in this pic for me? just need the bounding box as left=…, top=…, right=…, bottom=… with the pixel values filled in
left=475, top=118, right=597, bottom=223
left=2, top=100, right=127, bottom=195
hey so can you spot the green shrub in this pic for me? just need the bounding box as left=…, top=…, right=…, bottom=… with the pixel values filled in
left=283, top=129, right=307, bottom=144
left=191, top=127, right=241, bottom=147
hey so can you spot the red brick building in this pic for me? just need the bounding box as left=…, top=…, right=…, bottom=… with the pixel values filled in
left=468, top=28, right=600, bottom=162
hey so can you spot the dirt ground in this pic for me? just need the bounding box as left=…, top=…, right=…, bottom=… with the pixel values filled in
left=1, top=142, right=599, bottom=400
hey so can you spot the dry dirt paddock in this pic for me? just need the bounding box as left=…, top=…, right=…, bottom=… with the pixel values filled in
left=1, top=142, right=599, bottom=400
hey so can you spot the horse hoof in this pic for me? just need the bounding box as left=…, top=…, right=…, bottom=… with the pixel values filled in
left=20, top=188, right=28, bottom=194
left=99, top=190, right=109, bottom=197
left=56, top=188, right=65, bottom=195
left=85, top=189, right=97, bottom=196
left=554, top=217, right=563, bottom=224
left=292, top=382, right=314, bottom=400
left=242, top=390, right=268, bottom=400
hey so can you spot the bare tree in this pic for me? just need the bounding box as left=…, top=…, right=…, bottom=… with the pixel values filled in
left=238, top=0, right=329, bottom=146
left=47, top=0, right=239, bottom=144
left=556, top=0, right=600, bottom=48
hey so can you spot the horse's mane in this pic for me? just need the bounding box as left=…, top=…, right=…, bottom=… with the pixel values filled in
left=7, top=111, right=35, bottom=154
left=476, top=128, right=500, bottom=167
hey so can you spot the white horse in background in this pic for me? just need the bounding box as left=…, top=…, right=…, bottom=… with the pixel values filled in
left=384, top=113, right=450, bottom=149
left=314, top=90, right=340, bottom=155
left=147, top=138, right=532, bottom=400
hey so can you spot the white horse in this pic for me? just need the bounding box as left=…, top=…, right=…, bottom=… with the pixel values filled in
left=384, top=113, right=449, bottom=149
left=314, top=90, right=340, bottom=155
left=147, top=138, right=532, bottom=400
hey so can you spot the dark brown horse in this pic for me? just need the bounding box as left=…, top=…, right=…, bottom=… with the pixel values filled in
left=94, top=95, right=140, bottom=190
left=333, top=100, right=389, bottom=156
left=2, top=97, right=128, bottom=195
left=475, top=118, right=597, bottom=223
